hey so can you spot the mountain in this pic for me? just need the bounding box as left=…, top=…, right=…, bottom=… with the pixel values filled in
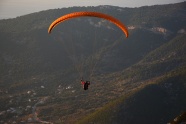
left=77, top=34, right=186, bottom=124
left=0, top=2, right=186, bottom=124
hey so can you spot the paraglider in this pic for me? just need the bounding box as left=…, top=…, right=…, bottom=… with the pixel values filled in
left=81, top=78, right=90, bottom=90
left=48, top=11, right=129, bottom=90
left=48, top=11, right=129, bottom=38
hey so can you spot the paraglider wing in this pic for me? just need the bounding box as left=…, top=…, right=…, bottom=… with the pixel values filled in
left=48, top=11, right=129, bottom=38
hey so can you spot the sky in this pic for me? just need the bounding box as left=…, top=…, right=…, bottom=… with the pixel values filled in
left=0, top=0, right=185, bottom=19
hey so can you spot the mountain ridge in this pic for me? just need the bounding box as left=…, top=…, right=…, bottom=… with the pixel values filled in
left=0, top=2, right=185, bottom=123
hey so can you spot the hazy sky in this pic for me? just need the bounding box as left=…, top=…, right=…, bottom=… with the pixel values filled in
left=0, top=0, right=185, bottom=19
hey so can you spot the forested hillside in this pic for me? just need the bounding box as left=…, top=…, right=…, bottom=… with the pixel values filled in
left=0, top=2, right=185, bottom=124
left=77, top=34, right=186, bottom=124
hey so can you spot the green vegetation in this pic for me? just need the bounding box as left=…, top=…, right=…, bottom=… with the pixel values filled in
left=0, top=2, right=185, bottom=124
left=77, top=66, right=186, bottom=124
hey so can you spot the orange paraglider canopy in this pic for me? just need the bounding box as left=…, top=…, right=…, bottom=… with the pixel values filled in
left=48, top=11, right=129, bottom=38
